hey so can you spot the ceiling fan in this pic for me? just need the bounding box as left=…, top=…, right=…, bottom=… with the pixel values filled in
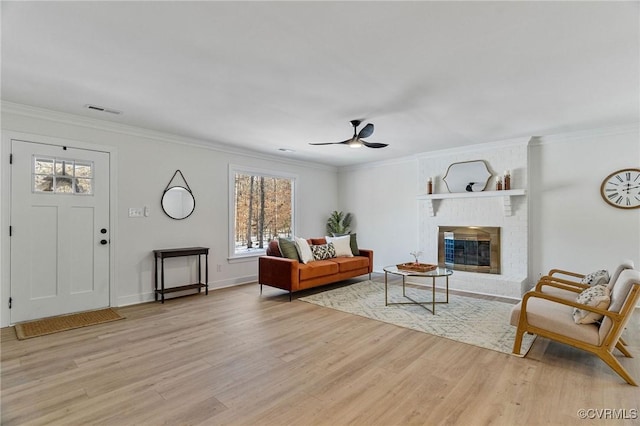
left=309, top=120, right=388, bottom=149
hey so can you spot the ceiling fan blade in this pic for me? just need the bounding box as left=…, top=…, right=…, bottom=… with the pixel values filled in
left=357, top=123, right=374, bottom=139
left=309, top=139, right=351, bottom=146
left=362, top=141, right=388, bottom=149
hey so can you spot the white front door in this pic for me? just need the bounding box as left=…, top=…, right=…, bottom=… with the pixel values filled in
left=10, top=140, right=110, bottom=323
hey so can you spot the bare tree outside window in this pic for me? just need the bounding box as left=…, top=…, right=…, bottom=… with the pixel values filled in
left=234, top=172, right=293, bottom=255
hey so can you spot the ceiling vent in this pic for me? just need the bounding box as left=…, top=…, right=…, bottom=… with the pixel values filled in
left=84, top=104, right=122, bottom=115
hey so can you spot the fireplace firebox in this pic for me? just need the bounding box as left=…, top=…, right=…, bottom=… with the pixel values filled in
left=438, top=226, right=500, bottom=274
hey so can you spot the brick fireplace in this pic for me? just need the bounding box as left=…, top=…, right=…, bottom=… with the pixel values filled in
left=417, top=137, right=530, bottom=299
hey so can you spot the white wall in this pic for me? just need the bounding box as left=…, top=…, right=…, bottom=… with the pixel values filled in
left=1, top=104, right=338, bottom=326
left=530, top=126, right=640, bottom=278
left=338, top=158, right=418, bottom=271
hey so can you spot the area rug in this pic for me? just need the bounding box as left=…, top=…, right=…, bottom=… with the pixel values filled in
left=299, top=281, right=535, bottom=356
left=14, top=308, right=124, bottom=340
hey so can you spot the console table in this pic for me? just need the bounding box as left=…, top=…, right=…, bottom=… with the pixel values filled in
left=153, top=247, right=209, bottom=303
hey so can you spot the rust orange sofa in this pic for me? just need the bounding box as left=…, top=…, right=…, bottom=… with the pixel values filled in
left=259, top=237, right=373, bottom=300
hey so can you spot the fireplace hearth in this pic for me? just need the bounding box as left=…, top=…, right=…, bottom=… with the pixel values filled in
left=438, top=226, right=500, bottom=274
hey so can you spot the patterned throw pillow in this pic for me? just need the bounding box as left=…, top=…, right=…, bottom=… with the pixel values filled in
left=580, top=269, right=609, bottom=287
left=573, top=285, right=610, bottom=324
left=311, top=243, right=336, bottom=260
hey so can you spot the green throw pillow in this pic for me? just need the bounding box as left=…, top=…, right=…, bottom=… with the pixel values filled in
left=349, top=233, right=359, bottom=256
left=278, top=238, right=300, bottom=261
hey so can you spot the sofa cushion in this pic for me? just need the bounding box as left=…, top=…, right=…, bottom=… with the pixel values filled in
left=310, top=238, right=326, bottom=245
left=326, top=235, right=353, bottom=257
left=311, top=243, right=336, bottom=260
left=294, top=236, right=314, bottom=264
left=299, top=260, right=339, bottom=280
left=330, top=256, right=369, bottom=272
left=278, top=238, right=300, bottom=261
left=573, top=285, right=610, bottom=324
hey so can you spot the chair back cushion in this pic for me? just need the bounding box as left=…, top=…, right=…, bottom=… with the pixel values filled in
left=599, top=269, right=640, bottom=342
left=607, top=259, right=635, bottom=290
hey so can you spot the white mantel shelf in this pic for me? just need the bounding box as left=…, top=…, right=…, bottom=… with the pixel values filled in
left=417, top=189, right=526, bottom=216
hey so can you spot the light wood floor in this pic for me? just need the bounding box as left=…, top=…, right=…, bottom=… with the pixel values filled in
left=2, top=275, right=639, bottom=425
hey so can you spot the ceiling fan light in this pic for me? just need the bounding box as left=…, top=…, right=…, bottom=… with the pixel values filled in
left=348, top=139, right=362, bottom=148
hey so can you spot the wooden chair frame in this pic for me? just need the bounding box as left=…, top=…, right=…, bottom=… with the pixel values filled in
left=513, top=282, right=640, bottom=386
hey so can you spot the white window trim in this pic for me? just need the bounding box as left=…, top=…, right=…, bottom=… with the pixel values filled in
left=228, top=164, right=297, bottom=261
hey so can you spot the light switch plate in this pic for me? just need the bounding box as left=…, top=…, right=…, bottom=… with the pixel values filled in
left=128, top=207, right=144, bottom=218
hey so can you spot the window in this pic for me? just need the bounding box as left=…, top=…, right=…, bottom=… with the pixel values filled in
left=230, top=166, right=295, bottom=258
left=32, top=156, right=93, bottom=195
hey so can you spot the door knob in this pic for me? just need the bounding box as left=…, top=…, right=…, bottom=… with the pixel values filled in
left=100, top=239, right=108, bottom=245
left=100, top=228, right=107, bottom=234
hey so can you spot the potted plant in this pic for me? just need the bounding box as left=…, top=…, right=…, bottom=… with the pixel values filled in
left=326, top=210, right=353, bottom=236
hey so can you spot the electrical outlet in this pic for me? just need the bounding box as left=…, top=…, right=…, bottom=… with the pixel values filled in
left=216, top=264, right=222, bottom=272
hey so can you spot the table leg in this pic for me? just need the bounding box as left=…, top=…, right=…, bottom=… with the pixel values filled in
left=160, top=257, right=165, bottom=304
left=385, top=271, right=388, bottom=306
left=197, top=254, right=202, bottom=293
left=446, top=275, right=449, bottom=303
left=154, top=255, right=158, bottom=302
left=402, top=275, right=406, bottom=297
left=205, top=253, right=209, bottom=295
left=432, top=276, right=436, bottom=314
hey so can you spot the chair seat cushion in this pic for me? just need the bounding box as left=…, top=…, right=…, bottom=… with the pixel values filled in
left=510, top=296, right=600, bottom=345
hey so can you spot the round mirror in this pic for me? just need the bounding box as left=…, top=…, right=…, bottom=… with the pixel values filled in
left=161, top=186, right=195, bottom=220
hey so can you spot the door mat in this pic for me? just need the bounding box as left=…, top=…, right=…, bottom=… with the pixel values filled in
left=14, top=308, right=124, bottom=340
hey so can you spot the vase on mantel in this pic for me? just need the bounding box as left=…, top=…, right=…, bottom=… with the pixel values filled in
left=504, top=171, right=511, bottom=190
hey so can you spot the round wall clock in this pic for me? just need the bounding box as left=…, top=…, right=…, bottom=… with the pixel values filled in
left=600, top=168, right=640, bottom=209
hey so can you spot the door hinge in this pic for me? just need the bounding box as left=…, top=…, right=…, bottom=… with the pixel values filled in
left=9, top=226, right=12, bottom=237
left=8, top=297, right=12, bottom=309
left=9, top=153, right=13, bottom=164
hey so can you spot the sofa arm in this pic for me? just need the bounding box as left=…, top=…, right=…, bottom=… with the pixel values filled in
left=358, top=249, right=374, bottom=273
left=258, top=256, right=299, bottom=292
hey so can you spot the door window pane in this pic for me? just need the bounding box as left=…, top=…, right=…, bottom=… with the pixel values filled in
left=33, top=156, right=94, bottom=195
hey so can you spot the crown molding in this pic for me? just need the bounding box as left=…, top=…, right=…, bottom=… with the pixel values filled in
left=531, top=123, right=639, bottom=146
left=414, top=136, right=532, bottom=160
left=1, top=101, right=337, bottom=172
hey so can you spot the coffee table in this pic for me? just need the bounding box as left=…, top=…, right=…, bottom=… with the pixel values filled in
left=383, top=265, right=453, bottom=314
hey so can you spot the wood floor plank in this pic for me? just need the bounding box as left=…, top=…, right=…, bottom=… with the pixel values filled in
left=2, top=276, right=639, bottom=425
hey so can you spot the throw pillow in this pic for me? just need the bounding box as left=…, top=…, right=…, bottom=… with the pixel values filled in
left=277, top=238, right=300, bottom=261
left=311, top=243, right=336, bottom=260
left=325, top=235, right=353, bottom=257
left=332, top=232, right=359, bottom=256
left=580, top=269, right=609, bottom=287
left=294, top=236, right=314, bottom=264
left=348, top=233, right=359, bottom=256
left=573, top=285, right=610, bottom=324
